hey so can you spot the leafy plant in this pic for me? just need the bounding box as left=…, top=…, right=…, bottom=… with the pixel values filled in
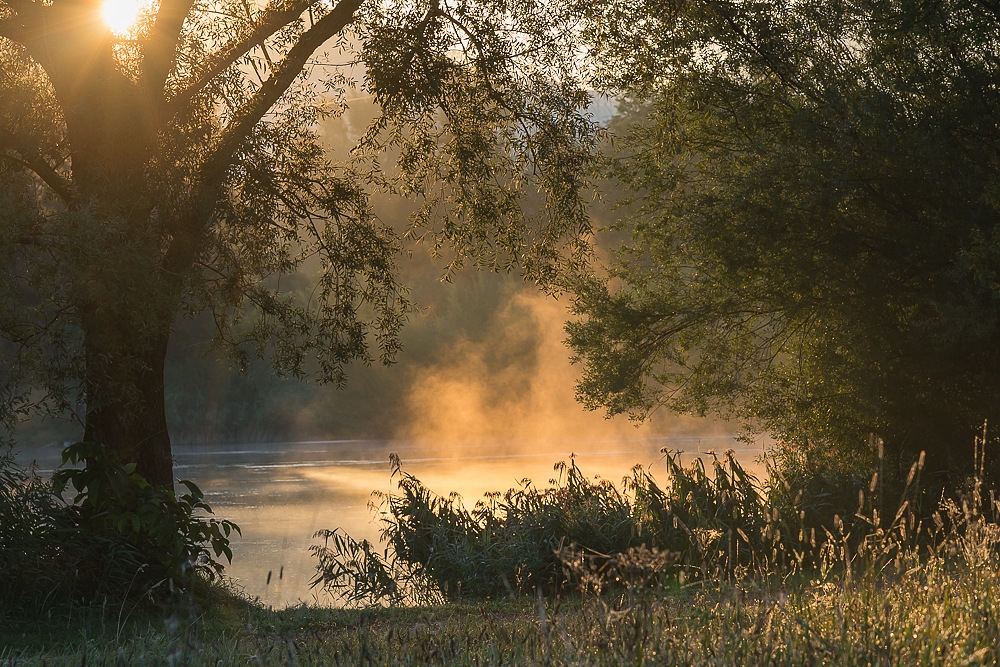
left=314, top=452, right=788, bottom=605
left=0, top=445, right=72, bottom=615
left=314, top=444, right=972, bottom=607
left=0, top=441, right=239, bottom=619
left=311, top=528, right=434, bottom=607
left=52, top=441, right=240, bottom=584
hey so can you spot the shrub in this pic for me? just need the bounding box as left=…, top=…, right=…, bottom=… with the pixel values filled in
left=313, top=451, right=790, bottom=605
left=0, top=445, right=73, bottom=615
left=0, top=441, right=239, bottom=619
left=313, top=457, right=642, bottom=605
left=313, top=443, right=976, bottom=607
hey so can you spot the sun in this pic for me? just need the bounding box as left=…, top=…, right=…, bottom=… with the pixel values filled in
left=101, top=0, right=143, bottom=35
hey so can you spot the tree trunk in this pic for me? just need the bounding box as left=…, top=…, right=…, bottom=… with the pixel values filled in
left=81, top=313, right=174, bottom=488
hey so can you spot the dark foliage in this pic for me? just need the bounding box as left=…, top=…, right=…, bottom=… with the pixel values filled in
left=0, top=442, right=238, bottom=619
left=314, top=453, right=807, bottom=605
left=313, top=443, right=980, bottom=607
left=570, top=0, right=1000, bottom=480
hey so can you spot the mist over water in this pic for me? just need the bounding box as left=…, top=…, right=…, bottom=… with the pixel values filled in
left=14, top=280, right=760, bottom=608
left=12, top=279, right=761, bottom=608
left=180, top=282, right=755, bottom=607
left=404, top=291, right=640, bottom=444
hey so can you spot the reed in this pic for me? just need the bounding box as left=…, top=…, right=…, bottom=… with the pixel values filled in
left=311, top=443, right=944, bottom=605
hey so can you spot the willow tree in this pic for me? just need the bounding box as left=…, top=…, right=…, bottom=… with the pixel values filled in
left=0, top=0, right=595, bottom=486
left=570, top=0, right=1000, bottom=476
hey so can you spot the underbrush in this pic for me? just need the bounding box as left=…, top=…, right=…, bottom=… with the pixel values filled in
left=8, top=438, right=1000, bottom=664
left=0, top=441, right=239, bottom=622
left=312, top=438, right=995, bottom=609
left=312, top=450, right=777, bottom=605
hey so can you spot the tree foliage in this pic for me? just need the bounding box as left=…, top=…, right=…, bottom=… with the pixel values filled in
left=0, top=0, right=596, bottom=483
left=569, top=0, right=1000, bottom=474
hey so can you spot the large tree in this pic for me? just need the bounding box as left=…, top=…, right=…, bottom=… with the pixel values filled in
left=0, top=0, right=596, bottom=485
left=570, top=0, right=1000, bottom=475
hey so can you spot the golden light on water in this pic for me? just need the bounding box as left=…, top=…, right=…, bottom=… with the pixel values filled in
left=101, top=0, right=144, bottom=35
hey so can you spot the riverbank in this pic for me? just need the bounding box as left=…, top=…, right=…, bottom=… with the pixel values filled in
left=13, top=436, right=761, bottom=607
left=4, top=560, right=998, bottom=666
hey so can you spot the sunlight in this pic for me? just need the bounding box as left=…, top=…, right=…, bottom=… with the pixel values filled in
left=101, top=0, right=143, bottom=35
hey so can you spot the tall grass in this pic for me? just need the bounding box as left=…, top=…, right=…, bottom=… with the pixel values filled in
left=312, top=439, right=982, bottom=608
left=9, top=439, right=1000, bottom=664
left=312, top=450, right=767, bottom=604
left=14, top=489, right=1000, bottom=666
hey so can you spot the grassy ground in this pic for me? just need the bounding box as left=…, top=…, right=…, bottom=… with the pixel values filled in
left=4, top=560, right=1000, bottom=666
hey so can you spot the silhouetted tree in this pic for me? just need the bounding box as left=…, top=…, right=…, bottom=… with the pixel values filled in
left=570, top=0, right=1000, bottom=476
left=0, top=0, right=596, bottom=485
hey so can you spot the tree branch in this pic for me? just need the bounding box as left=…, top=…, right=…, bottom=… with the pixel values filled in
left=0, top=137, right=75, bottom=205
left=706, top=0, right=824, bottom=108
left=975, top=0, right=1000, bottom=25
left=162, top=0, right=314, bottom=119
left=141, top=0, right=198, bottom=102
left=198, top=0, right=362, bottom=190
left=162, top=0, right=362, bottom=276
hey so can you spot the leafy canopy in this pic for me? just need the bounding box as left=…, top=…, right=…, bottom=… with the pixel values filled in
left=0, top=0, right=598, bottom=456
left=570, top=0, right=1000, bottom=471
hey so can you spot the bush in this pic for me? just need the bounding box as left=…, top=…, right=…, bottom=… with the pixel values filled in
left=313, top=451, right=792, bottom=605
left=0, top=445, right=73, bottom=615
left=765, top=436, right=940, bottom=560
left=0, top=441, right=239, bottom=619
left=314, top=444, right=972, bottom=607
left=313, top=457, right=641, bottom=605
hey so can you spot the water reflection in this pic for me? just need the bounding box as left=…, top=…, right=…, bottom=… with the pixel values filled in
left=17, top=436, right=766, bottom=608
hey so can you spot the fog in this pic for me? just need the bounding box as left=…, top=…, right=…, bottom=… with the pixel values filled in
left=397, top=287, right=720, bottom=447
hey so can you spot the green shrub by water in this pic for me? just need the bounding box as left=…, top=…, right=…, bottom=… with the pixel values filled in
left=312, top=441, right=957, bottom=607
left=0, top=442, right=239, bottom=620
left=311, top=450, right=784, bottom=604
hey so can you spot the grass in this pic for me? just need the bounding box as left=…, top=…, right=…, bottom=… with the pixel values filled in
left=5, top=562, right=1000, bottom=665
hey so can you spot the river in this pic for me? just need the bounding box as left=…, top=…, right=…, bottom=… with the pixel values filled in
left=17, top=435, right=766, bottom=608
